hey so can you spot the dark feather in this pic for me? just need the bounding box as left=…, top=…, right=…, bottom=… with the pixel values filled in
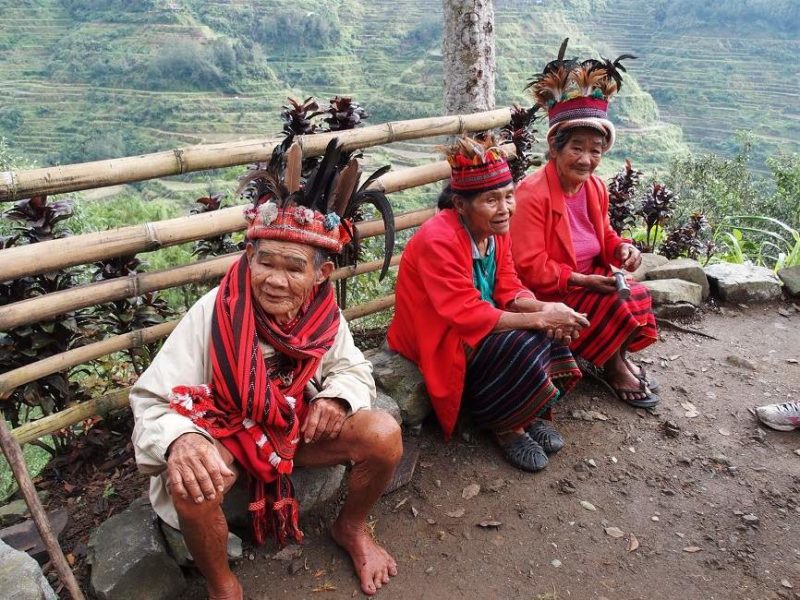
left=357, top=165, right=391, bottom=193
left=302, top=138, right=342, bottom=213
left=329, top=158, right=361, bottom=215
left=344, top=190, right=395, bottom=280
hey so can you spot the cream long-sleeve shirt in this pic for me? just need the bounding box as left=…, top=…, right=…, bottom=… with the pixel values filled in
left=130, top=287, right=375, bottom=528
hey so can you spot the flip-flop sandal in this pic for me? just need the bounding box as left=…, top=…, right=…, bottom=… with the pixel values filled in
left=626, top=358, right=660, bottom=392
left=497, top=433, right=549, bottom=472
left=526, top=420, right=565, bottom=454
left=576, top=357, right=660, bottom=409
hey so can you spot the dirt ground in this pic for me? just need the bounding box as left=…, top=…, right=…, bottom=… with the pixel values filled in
left=42, top=302, right=800, bottom=600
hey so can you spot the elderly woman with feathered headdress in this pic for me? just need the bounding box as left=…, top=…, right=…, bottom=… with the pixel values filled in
left=510, top=38, right=660, bottom=408
left=387, top=135, right=588, bottom=473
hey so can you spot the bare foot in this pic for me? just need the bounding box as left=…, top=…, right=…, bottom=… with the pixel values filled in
left=331, top=520, right=398, bottom=595
left=604, top=366, right=649, bottom=402
left=208, top=576, right=243, bottom=600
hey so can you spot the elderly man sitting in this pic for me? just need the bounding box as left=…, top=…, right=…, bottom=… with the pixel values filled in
left=130, top=142, right=401, bottom=598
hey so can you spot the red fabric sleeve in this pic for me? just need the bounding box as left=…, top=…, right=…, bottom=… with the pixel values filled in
left=417, top=234, right=504, bottom=348
left=510, top=183, right=574, bottom=297
left=494, top=236, right=535, bottom=309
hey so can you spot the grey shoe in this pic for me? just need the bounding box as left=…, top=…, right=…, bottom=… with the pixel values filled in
left=497, top=433, right=549, bottom=472
left=526, top=420, right=565, bottom=454
left=755, top=401, right=800, bottom=431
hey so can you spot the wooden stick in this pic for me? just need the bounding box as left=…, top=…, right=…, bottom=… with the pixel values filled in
left=0, top=109, right=512, bottom=201
left=0, top=169, right=437, bottom=284
left=0, top=418, right=86, bottom=599
left=0, top=255, right=403, bottom=394
left=0, top=209, right=421, bottom=330
left=11, top=389, right=131, bottom=446
left=11, top=293, right=396, bottom=444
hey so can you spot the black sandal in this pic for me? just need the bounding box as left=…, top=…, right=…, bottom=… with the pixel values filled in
left=577, top=357, right=661, bottom=409
left=526, top=420, right=565, bottom=454
left=626, top=359, right=660, bottom=392
left=497, top=433, right=548, bottom=472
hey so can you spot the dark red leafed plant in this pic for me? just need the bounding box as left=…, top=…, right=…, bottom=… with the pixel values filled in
left=500, top=103, right=541, bottom=182
left=324, top=96, right=368, bottom=132
left=637, top=182, right=677, bottom=252
left=281, top=96, right=323, bottom=137
left=607, top=159, right=641, bottom=236
left=190, top=193, right=241, bottom=259
left=659, top=212, right=716, bottom=263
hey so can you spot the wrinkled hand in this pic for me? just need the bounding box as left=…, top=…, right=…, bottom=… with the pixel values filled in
left=302, top=397, right=349, bottom=444
left=615, top=243, right=642, bottom=271
left=167, top=433, right=234, bottom=504
left=537, top=308, right=590, bottom=345
left=540, top=302, right=574, bottom=315
left=580, top=274, right=618, bottom=294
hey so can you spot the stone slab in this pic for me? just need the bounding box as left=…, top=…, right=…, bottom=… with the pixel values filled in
left=374, top=391, right=403, bottom=426
left=704, top=263, right=782, bottom=303
left=0, top=538, right=57, bottom=600
left=364, top=348, right=432, bottom=427
left=646, top=258, right=710, bottom=299
left=778, top=265, right=800, bottom=297
left=642, top=279, right=703, bottom=307
left=88, top=497, right=185, bottom=600
left=0, top=508, right=68, bottom=564
left=629, top=253, right=669, bottom=282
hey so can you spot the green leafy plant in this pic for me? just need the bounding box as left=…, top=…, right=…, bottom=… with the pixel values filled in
left=714, top=216, right=800, bottom=270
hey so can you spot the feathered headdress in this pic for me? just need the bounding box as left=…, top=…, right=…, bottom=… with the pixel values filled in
left=440, top=134, right=513, bottom=193
left=237, top=136, right=395, bottom=284
left=525, top=38, right=635, bottom=151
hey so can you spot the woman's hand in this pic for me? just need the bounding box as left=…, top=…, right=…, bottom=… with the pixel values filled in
left=615, top=243, right=642, bottom=271
left=574, top=273, right=617, bottom=294
left=535, top=308, right=590, bottom=345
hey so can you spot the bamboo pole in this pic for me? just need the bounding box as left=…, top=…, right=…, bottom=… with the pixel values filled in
left=0, top=206, right=426, bottom=329
left=11, top=389, right=131, bottom=446
left=0, top=255, right=403, bottom=394
left=0, top=151, right=449, bottom=283
left=10, top=292, right=397, bottom=444
left=0, top=109, right=512, bottom=201
left=0, top=418, right=86, bottom=599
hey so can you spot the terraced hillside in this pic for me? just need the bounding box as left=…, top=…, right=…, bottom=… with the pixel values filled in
left=0, top=0, right=795, bottom=175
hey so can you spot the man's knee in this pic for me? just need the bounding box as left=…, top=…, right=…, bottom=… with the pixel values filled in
left=353, top=410, right=403, bottom=467
left=172, top=487, right=226, bottom=523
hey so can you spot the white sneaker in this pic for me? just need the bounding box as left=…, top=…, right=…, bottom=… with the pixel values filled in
left=755, top=401, right=800, bottom=431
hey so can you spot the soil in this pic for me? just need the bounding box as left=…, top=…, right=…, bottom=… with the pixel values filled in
left=25, top=303, right=800, bottom=599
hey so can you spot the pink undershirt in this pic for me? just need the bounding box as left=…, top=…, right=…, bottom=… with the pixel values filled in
left=564, top=186, right=601, bottom=274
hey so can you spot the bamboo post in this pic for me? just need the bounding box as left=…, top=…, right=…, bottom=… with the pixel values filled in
left=10, top=292, right=397, bottom=444
left=0, top=207, right=423, bottom=329
left=0, top=109, right=512, bottom=201
left=0, top=418, right=86, bottom=599
left=0, top=255, right=402, bottom=394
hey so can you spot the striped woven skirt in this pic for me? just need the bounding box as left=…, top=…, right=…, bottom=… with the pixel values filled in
left=564, top=274, right=658, bottom=367
left=463, top=330, right=582, bottom=433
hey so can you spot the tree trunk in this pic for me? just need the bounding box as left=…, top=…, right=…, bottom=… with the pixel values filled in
left=442, top=0, right=496, bottom=115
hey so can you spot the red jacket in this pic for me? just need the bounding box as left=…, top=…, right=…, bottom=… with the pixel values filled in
left=387, top=209, right=533, bottom=438
left=510, top=160, right=626, bottom=301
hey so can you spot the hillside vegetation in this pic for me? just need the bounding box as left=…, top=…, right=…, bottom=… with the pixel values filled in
left=0, top=0, right=796, bottom=175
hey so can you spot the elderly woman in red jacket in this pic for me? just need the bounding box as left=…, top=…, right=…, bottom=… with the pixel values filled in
left=510, top=40, right=659, bottom=408
left=387, top=136, right=587, bottom=473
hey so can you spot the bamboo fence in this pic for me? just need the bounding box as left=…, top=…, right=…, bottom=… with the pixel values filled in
left=0, top=109, right=511, bottom=201
left=1, top=110, right=517, bottom=445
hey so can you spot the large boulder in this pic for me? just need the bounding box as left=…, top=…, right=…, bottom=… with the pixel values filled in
left=704, top=263, right=782, bottom=302
left=88, top=497, right=186, bottom=600
left=364, top=347, right=432, bottom=427
left=646, top=258, right=710, bottom=299
left=374, top=391, right=403, bottom=426
left=642, top=279, right=703, bottom=307
left=778, top=265, right=800, bottom=297
left=629, top=253, right=669, bottom=282
left=0, top=538, right=57, bottom=600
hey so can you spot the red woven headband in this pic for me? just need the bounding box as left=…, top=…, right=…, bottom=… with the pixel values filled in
left=450, top=157, right=513, bottom=193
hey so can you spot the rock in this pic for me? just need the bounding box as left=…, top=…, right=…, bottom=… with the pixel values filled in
left=778, top=266, right=800, bottom=297
left=642, top=279, right=703, bottom=307
left=0, top=499, right=30, bottom=527
left=726, top=355, right=757, bottom=371
left=88, top=497, right=186, bottom=600
left=0, top=538, right=57, bottom=600
left=653, top=302, right=698, bottom=319
left=630, top=253, right=669, bottom=282
left=364, top=348, right=432, bottom=427
left=374, top=391, right=402, bottom=426
left=704, top=263, right=782, bottom=303
left=647, top=258, right=710, bottom=299
left=0, top=508, right=68, bottom=564
left=160, top=521, right=242, bottom=567
left=222, top=465, right=345, bottom=532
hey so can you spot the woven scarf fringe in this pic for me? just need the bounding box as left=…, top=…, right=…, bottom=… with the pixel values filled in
left=248, top=475, right=303, bottom=547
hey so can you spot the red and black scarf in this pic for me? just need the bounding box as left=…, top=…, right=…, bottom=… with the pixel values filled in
left=170, top=255, right=340, bottom=545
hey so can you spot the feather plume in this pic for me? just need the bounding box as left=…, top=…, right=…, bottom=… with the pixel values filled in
left=439, top=133, right=506, bottom=167
left=284, top=142, right=302, bottom=194
left=328, top=158, right=361, bottom=215
left=572, top=66, right=606, bottom=96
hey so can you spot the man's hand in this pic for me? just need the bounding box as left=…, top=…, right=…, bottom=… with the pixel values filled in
left=167, top=433, right=234, bottom=504
left=302, top=398, right=349, bottom=444
left=615, top=243, right=642, bottom=272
